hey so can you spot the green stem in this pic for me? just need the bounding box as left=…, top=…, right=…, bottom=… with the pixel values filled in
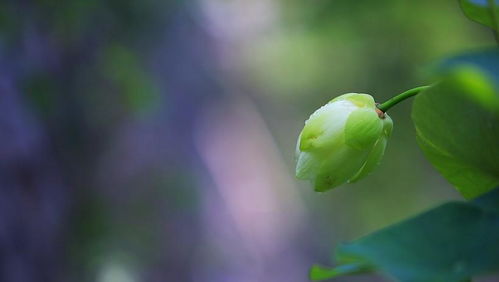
left=377, top=85, right=432, bottom=112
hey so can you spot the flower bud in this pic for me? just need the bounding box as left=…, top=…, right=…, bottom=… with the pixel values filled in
left=296, top=93, right=393, bottom=191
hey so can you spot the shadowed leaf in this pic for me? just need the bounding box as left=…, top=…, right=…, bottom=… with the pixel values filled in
left=412, top=50, right=499, bottom=199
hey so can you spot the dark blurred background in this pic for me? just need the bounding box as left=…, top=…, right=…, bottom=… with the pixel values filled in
left=0, top=0, right=494, bottom=281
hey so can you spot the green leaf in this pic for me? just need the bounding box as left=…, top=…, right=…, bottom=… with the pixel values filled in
left=412, top=50, right=499, bottom=199
left=460, top=0, right=499, bottom=31
left=472, top=184, right=499, bottom=212
left=317, top=187, right=499, bottom=281
left=309, top=262, right=374, bottom=281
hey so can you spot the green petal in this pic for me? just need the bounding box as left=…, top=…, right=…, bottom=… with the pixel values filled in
left=344, top=109, right=383, bottom=150
left=296, top=151, right=320, bottom=179
left=313, top=147, right=369, bottom=191
left=299, top=101, right=355, bottom=152
left=299, top=109, right=330, bottom=151
left=382, top=113, right=393, bottom=137
left=349, top=136, right=388, bottom=183
left=331, top=93, right=375, bottom=108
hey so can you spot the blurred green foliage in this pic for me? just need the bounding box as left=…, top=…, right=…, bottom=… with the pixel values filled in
left=101, top=45, right=160, bottom=115
left=460, top=0, right=499, bottom=31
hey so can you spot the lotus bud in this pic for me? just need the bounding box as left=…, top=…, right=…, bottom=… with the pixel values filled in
left=296, top=93, right=393, bottom=192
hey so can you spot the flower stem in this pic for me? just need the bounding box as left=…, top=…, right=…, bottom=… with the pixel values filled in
left=377, top=85, right=432, bottom=112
